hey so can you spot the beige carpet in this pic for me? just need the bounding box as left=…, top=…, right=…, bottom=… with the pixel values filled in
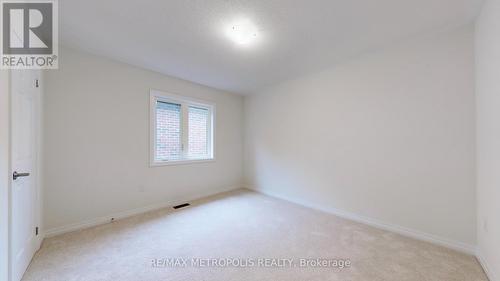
left=23, top=189, right=487, bottom=281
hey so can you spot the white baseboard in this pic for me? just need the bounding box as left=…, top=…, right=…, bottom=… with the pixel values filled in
left=44, top=185, right=242, bottom=238
left=44, top=201, right=173, bottom=238
left=477, top=251, right=498, bottom=281
left=245, top=186, right=476, bottom=255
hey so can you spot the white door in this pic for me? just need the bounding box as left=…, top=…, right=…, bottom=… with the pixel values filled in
left=10, top=70, right=41, bottom=281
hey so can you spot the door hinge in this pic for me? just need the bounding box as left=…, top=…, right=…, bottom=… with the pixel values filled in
left=35, top=79, right=39, bottom=88
left=35, top=227, right=39, bottom=236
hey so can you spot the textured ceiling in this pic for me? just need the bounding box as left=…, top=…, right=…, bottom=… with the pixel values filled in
left=60, top=0, right=484, bottom=95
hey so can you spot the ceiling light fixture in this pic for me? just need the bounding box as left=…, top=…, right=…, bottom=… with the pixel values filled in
left=226, top=20, right=258, bottom=45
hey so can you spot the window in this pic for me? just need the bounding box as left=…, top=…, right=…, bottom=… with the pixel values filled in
left=150, top=90, right=214, bottom=165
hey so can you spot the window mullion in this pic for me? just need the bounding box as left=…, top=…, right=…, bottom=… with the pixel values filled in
left=207, top=109, right=212, bottom=158
left=181, top=103, right=189, bottom=159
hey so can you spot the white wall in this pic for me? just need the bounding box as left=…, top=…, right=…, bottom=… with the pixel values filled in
left=0, top=70, right=10, bottom=281
left=43, top=48, right=243, bottom=232
left=475, top=0, right=500, bottom=279
left=244, top=26, right=476, bottom=251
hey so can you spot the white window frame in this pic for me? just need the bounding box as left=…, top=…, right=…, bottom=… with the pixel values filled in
left=150, top=89, right=215, bottom=166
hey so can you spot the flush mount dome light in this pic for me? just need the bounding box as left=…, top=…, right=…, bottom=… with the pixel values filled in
left=227, top=20, right=258, bottom=45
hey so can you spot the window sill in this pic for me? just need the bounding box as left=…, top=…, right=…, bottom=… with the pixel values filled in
left=150, top=158, right=215, bottom=167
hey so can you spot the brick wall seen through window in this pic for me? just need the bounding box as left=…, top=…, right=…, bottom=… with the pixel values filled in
left=152, top=90, right=214, bottom=164
left=156, top=101, right=182, bottom=161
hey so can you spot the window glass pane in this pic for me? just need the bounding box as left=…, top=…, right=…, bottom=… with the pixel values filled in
left=188, top=106, right=209, bottom=159
left=156, top=101, right=181, bottom=161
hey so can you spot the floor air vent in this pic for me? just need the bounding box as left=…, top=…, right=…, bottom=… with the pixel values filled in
left=173, top=203, right=190, bottom=209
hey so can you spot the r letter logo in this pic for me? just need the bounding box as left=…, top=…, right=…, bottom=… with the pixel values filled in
left=1, top=0, right=58, bottom=69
